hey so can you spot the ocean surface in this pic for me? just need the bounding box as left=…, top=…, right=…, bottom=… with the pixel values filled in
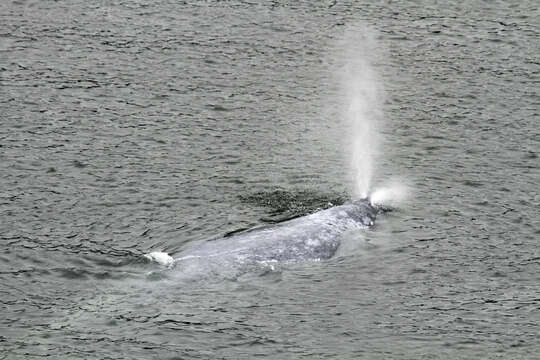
left=1, top=1, right=539, bottom=359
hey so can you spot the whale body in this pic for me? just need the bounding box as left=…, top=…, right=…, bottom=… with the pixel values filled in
left=162, top=199, right=378, bottom=276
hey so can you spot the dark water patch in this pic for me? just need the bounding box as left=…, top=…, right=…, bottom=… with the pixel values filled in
left=462, top=179, right=484, bottom=188
left=54, top=267, right=136, bottom=281
left=83, top=253, right=139, bottom=267
left=72, top=159, right=87, bottom=168
left=239, top=188, right=347, bottom=221
left=523, top=150, right=537, bottom=159
left=57, top=267, right=90, bottom=279
left=207, top=103, right=232, bottom=111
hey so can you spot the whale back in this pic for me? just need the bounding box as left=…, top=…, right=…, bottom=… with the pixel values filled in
left=172, top=199, right=378, bottom=277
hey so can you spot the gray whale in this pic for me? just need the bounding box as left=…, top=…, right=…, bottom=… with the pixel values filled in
left=167, top=199, right=378, bottom=275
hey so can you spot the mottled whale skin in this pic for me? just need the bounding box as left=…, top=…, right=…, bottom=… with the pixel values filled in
left=172, top=199, right=377, bottom=272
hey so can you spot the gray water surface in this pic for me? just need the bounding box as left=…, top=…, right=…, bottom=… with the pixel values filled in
left=1, top=1, right=539, bottom=359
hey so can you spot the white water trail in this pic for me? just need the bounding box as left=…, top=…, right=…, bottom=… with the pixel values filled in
left=337, top=25, right=385, bottom=199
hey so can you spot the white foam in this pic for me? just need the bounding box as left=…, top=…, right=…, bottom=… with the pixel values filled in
left=370, top=181, right=411, bottom=208
left=144, top=251, right=174, bottom=267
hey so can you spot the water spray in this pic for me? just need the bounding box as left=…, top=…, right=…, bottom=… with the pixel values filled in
left=337, top=25, right=385, bottom=200
left=369, top=181, right=411, bottom=208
